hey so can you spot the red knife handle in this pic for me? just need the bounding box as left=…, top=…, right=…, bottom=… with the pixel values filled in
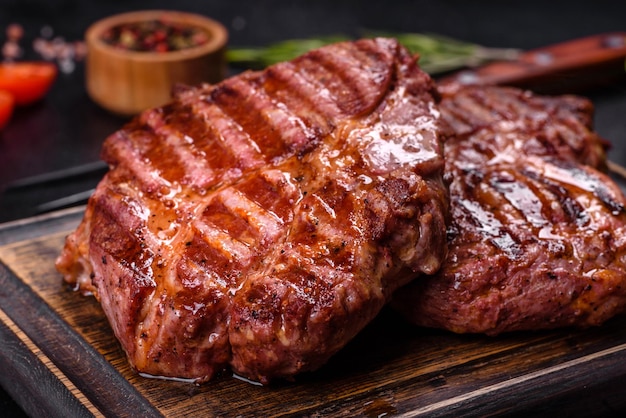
left=439, top=32, right=626, bottom=93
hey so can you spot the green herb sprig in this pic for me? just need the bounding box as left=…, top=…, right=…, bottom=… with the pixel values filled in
left=226, top=35, right=350, bottom=69
left=226, top=32, right=521, bottom=75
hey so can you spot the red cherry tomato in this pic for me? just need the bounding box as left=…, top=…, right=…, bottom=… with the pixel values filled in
left=0, top=62, right=57, bottom=106
left=0, top=90, right=15, bottom=130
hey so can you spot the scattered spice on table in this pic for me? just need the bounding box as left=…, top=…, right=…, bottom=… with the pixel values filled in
left=1, top=23, right=86, bottom=74
left=2, top=23, right=24, bottom=61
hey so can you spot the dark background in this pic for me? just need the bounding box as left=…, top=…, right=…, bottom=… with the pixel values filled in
left=1, top=0, right=625, bottom=416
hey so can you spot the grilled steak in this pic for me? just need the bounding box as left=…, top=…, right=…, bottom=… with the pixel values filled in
left=393, top=86, right=626, bottom=335
left=56, top=38, right=448, bottom=383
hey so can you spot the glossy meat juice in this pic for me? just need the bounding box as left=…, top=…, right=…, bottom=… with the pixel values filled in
left=56, top=38, right=448, bottom=383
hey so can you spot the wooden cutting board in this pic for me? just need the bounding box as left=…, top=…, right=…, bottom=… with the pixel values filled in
left=2, top=205, right=626, bottom=417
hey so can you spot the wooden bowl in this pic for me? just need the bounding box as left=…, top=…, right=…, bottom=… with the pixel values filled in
left=85, top=10, right=228, bottom=116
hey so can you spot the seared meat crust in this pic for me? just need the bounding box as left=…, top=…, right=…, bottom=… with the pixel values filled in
left=56, top=38, right=448, bottom=383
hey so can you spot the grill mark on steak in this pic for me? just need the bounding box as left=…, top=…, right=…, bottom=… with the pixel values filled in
left=519, top=162, right=589, bottom=227
left=197, top=201, right=258, bottom=262
left=209, top=77, right=293, bottom=161
left=263, top=62, right=338, bottom=136
left=149, top=100, right=262, bottom=189
left=455, top=188, right=523, bottom=260
left=205, top=187, right=286, bottom=247
left=190, top=100, right=266, bottom=171
left=489, top=169, right=547, bottom=229
left=142, top=113, right=219, bottom=191
left=538, top=159, right=626, bottom=216
left=234, top=169, right=299, bottom=224
left=56, top=38, right=447, bottom=384
left=118, top=121, right=190, bottom=191
left=183, top=226, right=248, bottom=287
left=101, top=130, right=172, bottom=196
left=295, top=42, right=392, bottom=116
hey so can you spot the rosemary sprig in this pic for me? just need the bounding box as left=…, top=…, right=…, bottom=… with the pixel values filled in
left=226, top=32, right=521, bottom=75
left=226, top=35, right=350, bottom=68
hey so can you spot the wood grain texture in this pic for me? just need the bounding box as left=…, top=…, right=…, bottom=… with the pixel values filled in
left=0, top=308, right=97, bottom=418
left=1, top=207, right=626, bottom=417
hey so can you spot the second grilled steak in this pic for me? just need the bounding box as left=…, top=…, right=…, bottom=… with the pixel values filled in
left=393, top=86, right=626, bottom=335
